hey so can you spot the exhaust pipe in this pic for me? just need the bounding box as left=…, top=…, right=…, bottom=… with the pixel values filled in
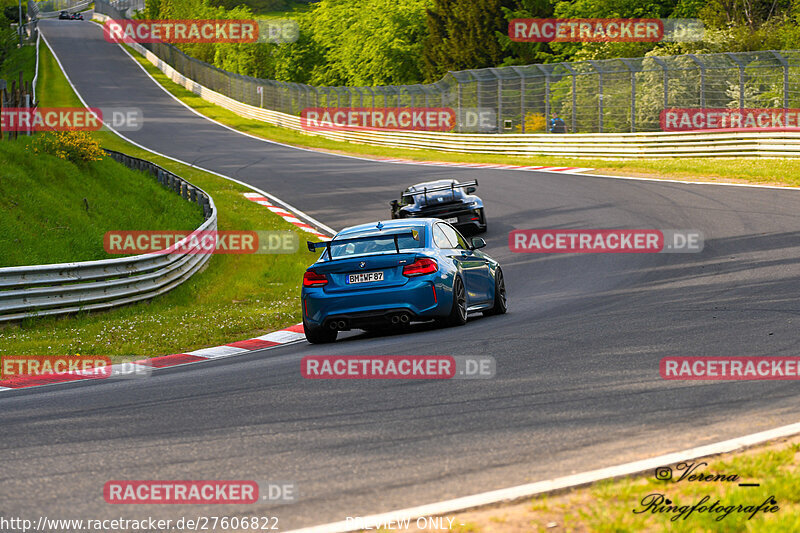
left=337, top=320, right=347, bottom=330
left=399, top=313, right=410, bottom=324
left=329, top=321, right=339, bottom=330
left=391, top=315, right=401, bottom=324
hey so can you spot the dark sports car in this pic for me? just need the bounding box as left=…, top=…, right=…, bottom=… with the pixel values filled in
left=390, top=179, right=487, bottom=234
left=70, top=12, right=84, bottom=20
left=58, top=11, right=70, bottom=19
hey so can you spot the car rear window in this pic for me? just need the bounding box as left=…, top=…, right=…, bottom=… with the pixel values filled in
left=328, top=232, right=424, bottom=259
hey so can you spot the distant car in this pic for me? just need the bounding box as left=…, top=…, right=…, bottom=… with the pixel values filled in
left=302, top=218, right=506, bottom=343
left=70, top=12, right=84, bottom=20
left=58, top=10, right=69, bottom=19
left=390, top=179, right=486, bottom=234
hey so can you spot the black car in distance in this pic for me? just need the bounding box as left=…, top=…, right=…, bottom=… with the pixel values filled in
left=390, top=179, right=487, bottom=234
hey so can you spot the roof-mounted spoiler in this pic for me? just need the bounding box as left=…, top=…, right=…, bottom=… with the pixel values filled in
left=405, top=179, right=478, bottom=204
left=307, top=229, right=420, bottom=259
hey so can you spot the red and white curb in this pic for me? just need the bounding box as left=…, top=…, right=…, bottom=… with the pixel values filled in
left=373, top=158, right=594, bottom=173
left=0, top=324, right=307, bottom=391
left=243, top=193, right=332, bottom=241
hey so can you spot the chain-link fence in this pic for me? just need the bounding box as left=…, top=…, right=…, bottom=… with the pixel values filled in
left=94, top=0, right=800, bottom=134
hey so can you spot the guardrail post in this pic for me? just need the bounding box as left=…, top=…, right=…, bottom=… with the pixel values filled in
left=510, top=66, right=525, bottom=133
left=727, top=53, right=746, bottom=109
left=536, top=65, right=550, bottom=133
left=651, top=57, right=668, bottom=114
left=456, top=79, right=462, bottom=133
left=561, top=63, right=577, bottom=133
left=771, top=51, right=789, bottom=114
left=490, top=69, right=502, bottom=133
left=620, top=58, right=638, bottom=132
left=589, top=60, right=603, bottom=133
left=687, top=54, right=705, bottom=109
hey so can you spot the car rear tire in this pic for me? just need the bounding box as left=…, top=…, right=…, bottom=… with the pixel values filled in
left=483, top=268, right=507, bottom=316
left=303, top=318, right=338, bottom=344
left=443, top=276, right=468, bottom=327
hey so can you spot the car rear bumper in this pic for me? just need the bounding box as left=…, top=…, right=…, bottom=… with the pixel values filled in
left=303, top=278, right=444, bottom=329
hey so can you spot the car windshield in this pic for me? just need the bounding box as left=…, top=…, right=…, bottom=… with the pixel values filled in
left=327, top=232, right=423, bottom=259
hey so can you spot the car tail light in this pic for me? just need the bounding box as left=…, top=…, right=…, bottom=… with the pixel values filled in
left=403, top=258, right=438, bottom=277
left=303, top=270, right=328, bottom=287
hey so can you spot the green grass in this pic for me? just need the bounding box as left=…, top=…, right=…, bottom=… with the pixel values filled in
left=0, top=33, right=312, bottom=357
left=124, top=43, right=800, bottom=188
left=0, top=137, right=203, bottom=266
left=36, top=41, right=82, bottom=108
left=0, top=41, right=36, bottom=88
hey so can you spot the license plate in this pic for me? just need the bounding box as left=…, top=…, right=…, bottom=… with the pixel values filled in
left=444, top=217, right=458, bottom=223
left=346, top=271, right=384, bottom=284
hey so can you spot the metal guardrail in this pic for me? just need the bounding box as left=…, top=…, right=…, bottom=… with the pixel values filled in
left=0, top=150, right=217, bottom=322
left=105, top=28, right=800, bottom=158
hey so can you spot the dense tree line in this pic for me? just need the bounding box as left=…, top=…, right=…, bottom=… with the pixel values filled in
left=145, top=0, right=800, bottom=86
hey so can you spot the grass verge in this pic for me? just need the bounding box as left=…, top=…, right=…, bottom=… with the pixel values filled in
left=0, top=35, right=311, bottom=357
left=124, top=42, right=800, bottom=188
left=0, top=40, right=36, bottom=86
left=390, top=435, right=800, bottom=532
left=0, top=137, right=203, bottom=266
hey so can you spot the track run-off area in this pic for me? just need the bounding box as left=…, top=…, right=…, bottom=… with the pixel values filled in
left=3, top=18, right=800, bottom=531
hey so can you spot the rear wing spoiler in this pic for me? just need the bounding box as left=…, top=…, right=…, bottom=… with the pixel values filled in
left=404, top=180, right=478, bottom=204
left=307, top=229, right=420, bottom=259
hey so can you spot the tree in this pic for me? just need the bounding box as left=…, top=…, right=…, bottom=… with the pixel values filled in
left=303, top=0, right=430, bottom=86
left=421, top=0, right=516, bottom=82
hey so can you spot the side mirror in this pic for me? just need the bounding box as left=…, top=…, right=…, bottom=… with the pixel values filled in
left=466, top=186, right=477, bottom=194
left=471, top=237, right=486, bottom=249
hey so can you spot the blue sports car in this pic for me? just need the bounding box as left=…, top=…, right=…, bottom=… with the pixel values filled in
left=302, top=218, right=506, bottom=343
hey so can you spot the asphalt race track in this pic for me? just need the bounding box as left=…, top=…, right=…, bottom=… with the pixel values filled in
left=3, top=18, right=800, bottom=530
